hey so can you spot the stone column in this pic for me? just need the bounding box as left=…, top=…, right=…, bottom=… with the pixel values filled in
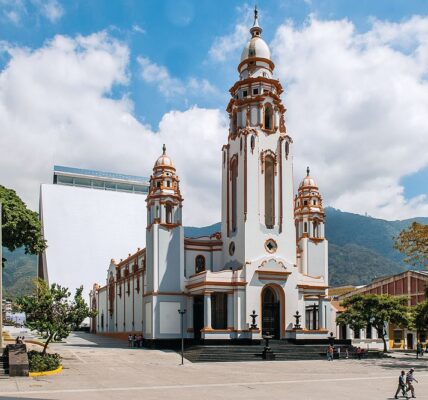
left=187, top=296, right=194, bottom=336
left=227, top=292, right=234, bottom=329
left=204, top=292, right=212, bottom=329
left=318, top=297, right=324, bottom=329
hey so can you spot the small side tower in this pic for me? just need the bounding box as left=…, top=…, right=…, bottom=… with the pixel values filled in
left=145, top=145, right=186, bottom=341
left=294, top=167, right=328, bottom=282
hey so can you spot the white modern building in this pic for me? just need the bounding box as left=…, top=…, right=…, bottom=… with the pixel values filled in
left=39, top=165, right=150, bottom=302
left=91, top=11, right=335, bottom=344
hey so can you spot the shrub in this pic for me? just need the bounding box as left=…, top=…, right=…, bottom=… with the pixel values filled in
left=28, top=350, right=61, bottom=372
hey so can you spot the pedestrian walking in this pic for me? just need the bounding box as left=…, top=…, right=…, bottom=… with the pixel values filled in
left=327, top=332, right=335, bottom=347
left=132, top=334, right=137, bottom=347
left=405, top=368, right=418, bottom=398
left=128, top=334, right=132, bottom=347
left=356, top=347, right=362, bottom=360
left=326, top=345, right=334, bottom=361
left=395, top=370, right=408, bottom=399
left=416, top=342, right=421, bottom=359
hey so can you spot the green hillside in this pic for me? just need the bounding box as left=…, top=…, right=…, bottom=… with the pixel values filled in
left=2, top=247, right=37, bottom=300
left=328, top=243, right=406, bottom=286
left=2, top=208, right=426, bottom=296
left=325, top=208, right=428, bottom=266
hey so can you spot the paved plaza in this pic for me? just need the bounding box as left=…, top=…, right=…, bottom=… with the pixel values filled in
left=1, top=330, right=428, bottom=400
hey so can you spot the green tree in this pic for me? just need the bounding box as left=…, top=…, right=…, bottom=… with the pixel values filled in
left=413, top=301, right=428, bottom=336
left=337, top=294, right=411, bottom=352
left=0, top=185, right=46, bottom=266
left=394, top=222, right=428, bottom=270
left=17, top=279, right=96, bottom=355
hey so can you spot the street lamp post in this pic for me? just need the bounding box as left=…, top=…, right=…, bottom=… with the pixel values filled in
left=178, top=309, right=186, bottom=365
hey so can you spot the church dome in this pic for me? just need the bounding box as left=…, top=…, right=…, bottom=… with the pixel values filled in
left=240, top=7, right=271, bottom=63
left=154, top=145, right=174, bottom=169
left=240, top=36, right=271, bottom=62
left=299, top=167, right=318, bottom=189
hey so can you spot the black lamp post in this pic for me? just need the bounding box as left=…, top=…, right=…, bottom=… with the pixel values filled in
left=293, top=310, right=302, bottom=330
left=178, top=309, right=186, bottom=365
left=262, top=331, right=275, bottom=360
left=250, top=310, right=258, bottom=329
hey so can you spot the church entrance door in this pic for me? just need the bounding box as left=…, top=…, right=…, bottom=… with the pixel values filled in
left=193, top=296, right=204, bottom=341
left=262, top=287, right=280, bottom=339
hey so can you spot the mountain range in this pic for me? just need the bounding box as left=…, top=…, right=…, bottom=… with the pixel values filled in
left=2, top=208, right=427, bottom=299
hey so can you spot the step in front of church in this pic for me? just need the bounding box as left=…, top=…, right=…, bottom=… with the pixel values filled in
left=181, top=341, right=386, bottom=363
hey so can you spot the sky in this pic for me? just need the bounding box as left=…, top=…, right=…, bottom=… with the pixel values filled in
left=0, top=0, right=427, bottom=226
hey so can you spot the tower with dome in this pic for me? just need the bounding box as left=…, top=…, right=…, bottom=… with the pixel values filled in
left=91, top=9, right=332, bottom=344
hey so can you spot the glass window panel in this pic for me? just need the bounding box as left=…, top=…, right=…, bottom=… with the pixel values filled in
left=105, top=182, right=116, bottom=190
left=74, top=177, right=91, bottom=187
left=57, top=175, right=74, bottom=185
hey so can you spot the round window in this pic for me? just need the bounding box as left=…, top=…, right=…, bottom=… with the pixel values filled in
left=229, top=241, right=235, bottom=256
left=265, top=238, right=278, bottom=253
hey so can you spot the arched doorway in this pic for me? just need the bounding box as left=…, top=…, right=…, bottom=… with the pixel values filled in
left=262, top=286, right=281, bottom=339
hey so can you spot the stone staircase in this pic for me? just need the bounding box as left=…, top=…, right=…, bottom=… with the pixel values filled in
left=0, top=352, right=9, bottom=378
left=182, top=341, right=384, bottom=363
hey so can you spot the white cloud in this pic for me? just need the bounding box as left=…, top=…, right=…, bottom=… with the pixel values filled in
left=0, top=0, right=64, bottom=24
left=208, top=23, right=248, bottom=62
left=38, top=0, right=63, bottom=23
left=0, top=0, right=25, bottom=24
left=137, top=56, right=218, bottom=98
left=1, top=13, right=428, bottom=233
left=272, top=16, right=428, bottom=219
left=208, top=5, right=254, bottom=62
left=132, top=24, right=145, bottom=34
left=0, top=32, right=226, bottom=227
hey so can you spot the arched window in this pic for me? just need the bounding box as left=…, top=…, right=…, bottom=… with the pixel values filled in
left=313, top=221, right=318, bottom=238
left=166, top=204, right=172, bottom=224
left=264, top=156, right=275, bottom=228
left=195, top=255, right=206, bottom=274
left=232, top=111, right=238, bottom=133
left=264, top=104, right=273, bottom=130
left=231, top=158, right=238, bottom=232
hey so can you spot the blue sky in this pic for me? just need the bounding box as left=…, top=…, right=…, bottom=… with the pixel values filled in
left=2, top=0, right=428, bottom=126
left=0, top=0, right=427, bottom=222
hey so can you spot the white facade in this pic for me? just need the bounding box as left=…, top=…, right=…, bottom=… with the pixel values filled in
left=91, top=11, right=333, bottom=343
left=40, top=183, right=147, bottom=302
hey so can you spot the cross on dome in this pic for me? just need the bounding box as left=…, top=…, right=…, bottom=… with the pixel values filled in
left=240, top=6, right=271, bottom=63
left=154, top=144, right=174, bottom=169
left=250, top=5, right=263, bottom=37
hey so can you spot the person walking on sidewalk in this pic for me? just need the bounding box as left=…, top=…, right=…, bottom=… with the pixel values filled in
left=326, top=345, right=334, bottom=361
left=395, top=370, right=408, bottom=399
left=405, top=368, right=418, bottom=398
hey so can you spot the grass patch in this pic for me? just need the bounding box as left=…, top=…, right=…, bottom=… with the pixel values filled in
left=28, top=350, right=61, bottom=372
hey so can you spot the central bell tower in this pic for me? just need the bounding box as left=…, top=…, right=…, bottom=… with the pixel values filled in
left=221, top=9, right=296, bottom=269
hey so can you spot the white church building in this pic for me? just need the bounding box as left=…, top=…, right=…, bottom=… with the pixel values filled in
left=90, top=11, right=335, bottom=344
